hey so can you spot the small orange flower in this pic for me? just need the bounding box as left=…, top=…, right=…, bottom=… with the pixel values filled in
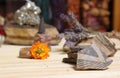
left=30, top=41, right=50, bottom=59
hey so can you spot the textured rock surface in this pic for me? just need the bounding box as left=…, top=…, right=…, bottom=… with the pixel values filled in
left=59, top=13, right=90, bottom=51
left=63, top=42, right=113, bottom=70
left=76, top=42, right=113, bottom=70
left=14, top=0, right=41, bottom=26
left=19, top=47, right=31, bottom=58
left=94, top=33, right=116, bottom=57
left=5, top=24, right=60, bottom=45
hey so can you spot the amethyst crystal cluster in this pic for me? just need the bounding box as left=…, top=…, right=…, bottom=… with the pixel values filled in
left=59, top=13, right=90, bottom=51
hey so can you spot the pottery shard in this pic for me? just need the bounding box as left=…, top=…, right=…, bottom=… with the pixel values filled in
left=76, top=42, right=113, bottom=70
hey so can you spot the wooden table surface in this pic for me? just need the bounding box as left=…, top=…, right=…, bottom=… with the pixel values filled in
left=0, top=39, right=120, bottom=78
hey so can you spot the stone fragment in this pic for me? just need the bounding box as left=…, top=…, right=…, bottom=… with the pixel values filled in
left=76, top=42, right=113, bottom=70
left=94, top=33, right=116, bottom=57
left=19, top=47, right=31, bottom=58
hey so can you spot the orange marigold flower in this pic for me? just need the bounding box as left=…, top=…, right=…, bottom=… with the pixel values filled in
left=30, top=41, right=50, bottom=59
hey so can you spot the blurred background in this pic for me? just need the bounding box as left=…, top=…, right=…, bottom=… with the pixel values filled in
left=0, top=0, right=120, bottom=36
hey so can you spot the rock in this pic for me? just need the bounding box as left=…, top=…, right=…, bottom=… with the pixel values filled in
left=14, top=0, right=41, bottom=26
left=76, top=42, right=113, bottom=70
left=5, top=0, right=40, bottom=45
left=63, top=41, right=113, bottom=70
left=68, top=52, right=77, bottom=59
left=60, top=13, right=89, bottom=52
left=19, top=47, right=31, bottom=58
left=5, top=23, right=60, bottom=45
left=4, top=24, right=37, bottom=45
left=93, top=33, right=116, bottom=57
left=107, top=31, right=120, bottom=40
left=5, top=36, right=34, bottom=45
left=63, top=58, right=76, bottom=64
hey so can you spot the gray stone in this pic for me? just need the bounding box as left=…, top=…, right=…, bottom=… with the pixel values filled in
left=76, top=42, right=113, bottom=70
